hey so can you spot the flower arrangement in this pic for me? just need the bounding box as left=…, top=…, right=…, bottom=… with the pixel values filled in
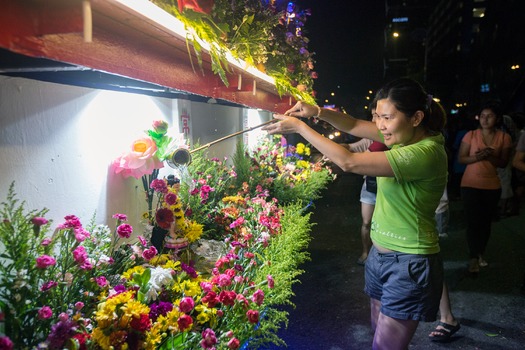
left=0, top=182, right=156, bottom=349
left=234, top=135, right=334, bottom=205
left=1, top=132, right=332, bottom=349
left=153, top=0, right=317, bottom=104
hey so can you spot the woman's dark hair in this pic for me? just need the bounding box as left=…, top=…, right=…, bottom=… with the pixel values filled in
left=374, top=78, right=447, bottom=132
left=478, top=100, right=503, bottom=128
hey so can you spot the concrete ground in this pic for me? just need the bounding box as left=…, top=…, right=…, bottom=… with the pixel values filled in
left=264, top=173, right=525, bottom=349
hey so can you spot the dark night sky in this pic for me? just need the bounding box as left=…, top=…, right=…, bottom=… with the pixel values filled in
left=299, top=0, right=386, bottom=115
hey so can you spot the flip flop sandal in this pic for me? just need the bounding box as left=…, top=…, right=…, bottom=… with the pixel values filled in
left=428, top=321, right=461, bottom=342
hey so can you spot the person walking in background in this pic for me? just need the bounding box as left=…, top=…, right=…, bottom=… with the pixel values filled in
left=458, top=102, right=512, bottom=273
left=513, top=130, right=525, bottom=294
left=428, top=191, right=461, bottom=342
left=344, top=102, right=388, bottom=265
left=497, top=114, right=519, bottom=218
left=263, top=78, right=448, bottom=350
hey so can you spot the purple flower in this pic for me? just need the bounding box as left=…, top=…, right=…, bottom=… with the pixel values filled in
left=149, top=301, right=174, bottom=322
left=46, top=318, right=77, bottom=349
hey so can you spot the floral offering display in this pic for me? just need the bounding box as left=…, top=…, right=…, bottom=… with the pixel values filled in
left=0, top=121, right=333, bottom=349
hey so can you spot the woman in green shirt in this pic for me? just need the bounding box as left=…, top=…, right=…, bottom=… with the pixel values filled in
left=263, top=78, right=448, bottom=350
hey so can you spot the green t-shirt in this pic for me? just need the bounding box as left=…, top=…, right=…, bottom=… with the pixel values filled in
left=371, top=134, right=447, bottom=254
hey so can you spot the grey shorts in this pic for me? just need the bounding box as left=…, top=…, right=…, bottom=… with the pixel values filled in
left=364, top=246, right=443, bottom=322
left=359, top=182, right=376, bottom=205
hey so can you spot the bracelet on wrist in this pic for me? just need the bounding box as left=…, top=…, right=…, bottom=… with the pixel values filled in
left=312, top=105, right=322, bottom=124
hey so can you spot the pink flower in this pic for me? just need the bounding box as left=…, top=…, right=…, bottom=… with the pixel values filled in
left=200, top=281, right=213, bottom=293
left=200, top=328, right=217, bottom=349
left=116, top=223, right=133, bottom=238
left=179, top=296, right=195, bottom=313
left=0, top=336, right=14, bottom=350
left=164, top=193, right=178, bottom=205
left=246, top=309, right=259, bottom=324
left=75, top=302, right=84, bottom=310
left=112, top=213, right=128, bottom=221
left=57, top=215, right=82, bottom=229
left=267, top=275, right=275, bottom=289
left=73, top=246, right=87, bottom=264
left=138, top=235, right=147, bottom=246
left=40, top=281, right=58, bottom=292
left=95, top=276, right=108, bottom=288
left=228, top=338, right=240, bottom=349
left=38, top=306, right=53, bottom=320
left=35, top=255, right=56, bottom=269
left=74, top=228, right=90, bottom=242
left=113, top=137, right=164, bottom=179
left=251, top=289, right=265, bottom=306
left=142, top=246, right=158, bottom=261
left=31, top=217, right=48, bottom=226
left=150, top=179, right=168, bottom=193
left=152, top=120, right=169, bottom=134
left=41, top=238, right=52, bottom=246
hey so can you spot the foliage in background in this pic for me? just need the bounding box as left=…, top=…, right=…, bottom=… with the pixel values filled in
left=153, top=0, right=317, bottom=105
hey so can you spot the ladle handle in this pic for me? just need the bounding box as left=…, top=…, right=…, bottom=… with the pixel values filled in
left=190, top=119, right=276, bottom=153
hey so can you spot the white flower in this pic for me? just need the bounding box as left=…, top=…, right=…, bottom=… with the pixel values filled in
left=144, top=267, right=173, bottom=302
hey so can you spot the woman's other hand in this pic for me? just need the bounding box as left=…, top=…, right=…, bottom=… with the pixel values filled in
left=262, top=114, right=304, bottom=135
left=285, top=101, right=318, bottom=118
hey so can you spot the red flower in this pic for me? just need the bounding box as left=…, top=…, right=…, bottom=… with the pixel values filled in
left=130, top=314, right=151, bottom=332
left=155, top=208, right=174, bottom=229
left=177, top=314, right=193, bottom=331
left=218, top=290, right=237, bottom=306
left=202, top=291, right=219, bottom=307
left=246, top=309, right=259, bottom=324
left=178, top=0, right=214, bottom=14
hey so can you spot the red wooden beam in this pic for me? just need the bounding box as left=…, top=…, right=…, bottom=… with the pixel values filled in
left=0, top=0, right=295, bottom=113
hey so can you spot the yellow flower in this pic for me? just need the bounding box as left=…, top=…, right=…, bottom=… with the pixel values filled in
left=185, top=221, right=203, bottom=242
left=180, top=280, right=201, bottom=297
left=121, top=299, right=150, bottom=318
left=195, top=304, right=217, bottom=326
left=296, top=142, right=305, bottom=154
left=122, top=265, right=146, bottom=280
left=91, top=328, right=111, bottom=350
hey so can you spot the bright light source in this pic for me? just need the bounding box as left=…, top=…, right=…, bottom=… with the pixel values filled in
left=331, top=92, right=335, bottom=96
left=368, top=90, right=373, bottom=94
left=366, top=96, right=370, bottom=100
left=511, top=65, right=520, bottom=70
left=328, top=134, right=334, bottom=139
left=393, top=32, right=400, bottom=38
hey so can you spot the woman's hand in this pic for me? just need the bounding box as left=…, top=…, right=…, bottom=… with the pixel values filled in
left=262, top=114, right=305, bottom=135
left=284, top=101, right=318, bottom=118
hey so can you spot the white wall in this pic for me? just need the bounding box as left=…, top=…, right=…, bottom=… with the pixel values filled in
left=0, top=76, right=271, bottom=237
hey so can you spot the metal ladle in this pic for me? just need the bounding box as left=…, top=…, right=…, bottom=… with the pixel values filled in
left=166, top=119, right=276, bottom=167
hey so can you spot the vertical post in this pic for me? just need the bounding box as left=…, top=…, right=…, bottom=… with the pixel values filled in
left=82, top=1, right=92, bottom=43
